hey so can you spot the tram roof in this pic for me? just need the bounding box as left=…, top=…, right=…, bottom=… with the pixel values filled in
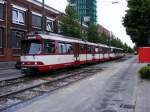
left=26, top=32, right=123, bottom=50
left=39, top=33, right=85, bottom=44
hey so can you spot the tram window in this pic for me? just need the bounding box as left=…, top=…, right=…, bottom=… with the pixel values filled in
left=95, top=48, right=98, bottom=53
left=22, top=40, right=42, bottom=55
left=59, top=43, right=67, bottom=54
left=92, top=47, right=95, bottom=54
left=99, top=47, right=102, bottom=52
left=104, top=48, right=106, bottom=52
left=44, top=40, right=55, bottom=54
left=80, top=44, right=84, bottom=52
left=66, top=44, right=73, bottom=54
left=104, top=48, right=107, bottom=52
left=108, top=48, right=111, bottom=52
left=111, top=48, right=113, bottom=52
left=87, top=46, right=92, bottom=53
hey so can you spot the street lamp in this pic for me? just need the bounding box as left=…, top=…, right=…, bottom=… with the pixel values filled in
left=112, top=1, right=119, bottom=4
left=101, top=0, right=119, bottom=5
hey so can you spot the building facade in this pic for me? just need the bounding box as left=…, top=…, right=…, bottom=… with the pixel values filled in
left=98, top=25, right=112, bottom=38
left=0, top=0, right=61, bottom=62
left=69, top=0, right=97, bottom=25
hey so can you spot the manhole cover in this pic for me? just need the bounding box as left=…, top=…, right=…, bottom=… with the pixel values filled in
left=120, top=104, right=135, bottom=109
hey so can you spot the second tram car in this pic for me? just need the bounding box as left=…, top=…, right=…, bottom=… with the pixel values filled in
left=21, top=32, right=124, bottom=73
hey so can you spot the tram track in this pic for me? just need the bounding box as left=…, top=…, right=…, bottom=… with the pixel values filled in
left=0, top=76, right=33, bottom=88
left=0, top=63, right=108, bottom=89
left=0, top=66, right=103, bottom=111
left=0, top=67, right=81, bottom=89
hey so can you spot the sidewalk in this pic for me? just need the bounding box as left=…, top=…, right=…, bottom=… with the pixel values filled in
left=0, top=69, right=24, bottom=81
left=0, top=61, right=16, bottom=70
left=0, top=61, right=24, bottom=81
left=135, top=80, right=150, bottom=112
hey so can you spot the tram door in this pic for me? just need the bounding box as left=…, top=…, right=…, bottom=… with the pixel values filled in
left=74, top=43, right=80, bottom=62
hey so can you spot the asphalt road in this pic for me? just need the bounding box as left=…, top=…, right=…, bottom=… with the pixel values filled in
left=5, top=56, right=143, bottom=112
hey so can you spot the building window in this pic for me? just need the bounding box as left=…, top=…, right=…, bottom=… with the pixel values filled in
left=12, top=8, right=25, bottom=25
left=0, top=4, right=4, bottom=19
left=32, top=14, right=42, bottom=28
left=0, top=28, right=2, bottom=48
left=12, top=31, right=23, bottom=48
left=46, top=19, right=54, bottom=32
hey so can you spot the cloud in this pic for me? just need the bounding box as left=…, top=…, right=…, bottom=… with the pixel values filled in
left=38, top=0, right=68, bottom=12
left=98, top=0, right=134, bottom=47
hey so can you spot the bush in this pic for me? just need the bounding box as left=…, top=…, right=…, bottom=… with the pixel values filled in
left=139, top=66, right=150, bottom=79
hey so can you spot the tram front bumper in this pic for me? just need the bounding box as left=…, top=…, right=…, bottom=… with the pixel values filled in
left=21, top=66, right=39, bottom=74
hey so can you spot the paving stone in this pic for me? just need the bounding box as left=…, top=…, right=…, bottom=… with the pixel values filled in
left=135, top=81, right=150, bottom=112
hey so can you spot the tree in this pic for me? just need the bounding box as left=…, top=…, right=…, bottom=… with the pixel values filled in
left=123, top=0, right=150, bottom=47
left=59, top=4, right=82, bottom=38
left=98, top=33, right=109, bottom=45
left=87, top=23, right=99, bottom=43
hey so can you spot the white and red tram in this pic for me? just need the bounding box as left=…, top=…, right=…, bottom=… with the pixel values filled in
left=21, top=32, right=124, bottom=73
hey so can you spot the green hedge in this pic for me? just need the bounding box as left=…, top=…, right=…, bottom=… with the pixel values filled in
left=139, top=66, right=150, bottom=79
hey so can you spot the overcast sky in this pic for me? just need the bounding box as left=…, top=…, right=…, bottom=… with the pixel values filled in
left=38, top=0, right=134, bottom=47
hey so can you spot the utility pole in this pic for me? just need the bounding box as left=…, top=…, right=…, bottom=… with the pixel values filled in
left=42, top=0, right=45, bottom=32
left=81, top=16, right=83, bottom=40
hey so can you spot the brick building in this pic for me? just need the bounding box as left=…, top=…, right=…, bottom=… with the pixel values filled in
left=97, top=24, right=112, bottom=37
left=0, top=0, right=61, bottom=62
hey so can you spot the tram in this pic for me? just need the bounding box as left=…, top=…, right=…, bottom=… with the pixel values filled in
left=21, top=32, right=124, bottom=73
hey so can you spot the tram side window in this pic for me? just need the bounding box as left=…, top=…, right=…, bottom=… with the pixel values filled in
left=99, top=47, right=102, bottom=52
left=66, top=44, right=73, bottom=54
left=44, top=40, right=55, bottom=54
left=108, top=48, right=111, bottom=52
left=80, top=44, right=84, bottom=53
left=111, top=48, right=113, bottom=52
left=87, top=46, right=92, bottom=53
left=103, top=48, right=107, bottom=53
left=59, top=43, right=67, bottom=54
left=101, top=47, right=104, bottom=53
left=92, top=47, right=95, bottom=54
left=95, top=47, right=98, bottom=53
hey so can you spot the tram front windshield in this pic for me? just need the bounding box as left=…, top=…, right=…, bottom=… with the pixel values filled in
left=22, top=40, right=42, bottom=55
